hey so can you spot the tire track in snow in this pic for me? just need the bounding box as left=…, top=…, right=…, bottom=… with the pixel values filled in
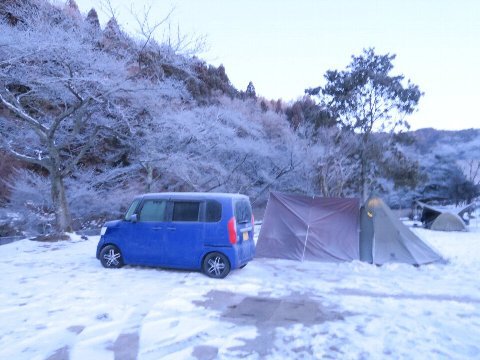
left=334, top=288, right=480, bottom=304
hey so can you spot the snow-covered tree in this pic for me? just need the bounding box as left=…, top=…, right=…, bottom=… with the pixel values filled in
left=0, top=1, right=184, bottom=231
left=124, top=96, right=305, bottom=203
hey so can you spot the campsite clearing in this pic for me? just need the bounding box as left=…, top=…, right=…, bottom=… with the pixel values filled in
left=0, top=224, right=479, bottom=359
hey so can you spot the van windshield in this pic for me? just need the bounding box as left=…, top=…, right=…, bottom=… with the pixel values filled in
left=124, top=199, right=141, bottom=221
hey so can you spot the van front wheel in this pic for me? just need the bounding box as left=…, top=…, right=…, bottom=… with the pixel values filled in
left=100, top=245, right=124, bottom=268
left=203, top=252, right=230, bottom=278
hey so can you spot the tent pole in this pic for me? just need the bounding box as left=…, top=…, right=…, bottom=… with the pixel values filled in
left=302, top=195, right=315, bottom=262
left=302, top=225, right=310, bottom=262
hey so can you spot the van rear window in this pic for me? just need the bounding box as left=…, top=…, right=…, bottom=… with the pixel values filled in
left=206, top=200, right=222, bottom=222
left=235, top=199, right=252, bottom=224
left=173, top=202, right=200, bottom=222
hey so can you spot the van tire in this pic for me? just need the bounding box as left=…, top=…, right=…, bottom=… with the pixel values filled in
left=203, top=252, right=230, bottom=278
left=100, top=245, right=124, bottom=268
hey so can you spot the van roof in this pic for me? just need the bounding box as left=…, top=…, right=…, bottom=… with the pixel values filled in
left=135, top=192, right=250, bottom=201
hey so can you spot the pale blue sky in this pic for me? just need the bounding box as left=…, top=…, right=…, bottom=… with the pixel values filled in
left=75, top=0, right=480, bottom=130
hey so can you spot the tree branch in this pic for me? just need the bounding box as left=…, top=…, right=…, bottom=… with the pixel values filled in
left=132, top=3, right=174, bottom=53
left=0, top=89, right=48, bottom=140
left=61, top=126, right=100, bottom=177
left=251, top=153, right=299, bottom=203
left=204, top=154, right=248, bottom=192
left=48, top=95, right=91, bottom=140
left=3, top=143, right=51, bottom=170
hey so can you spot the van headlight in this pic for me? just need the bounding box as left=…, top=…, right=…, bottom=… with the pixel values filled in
left=100, top=226, right=107, bottom=236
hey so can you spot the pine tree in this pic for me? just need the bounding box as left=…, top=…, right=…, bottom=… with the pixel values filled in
left=308, top=48, right=423, bottom=201
left=246, top=81, right=256, bottom=99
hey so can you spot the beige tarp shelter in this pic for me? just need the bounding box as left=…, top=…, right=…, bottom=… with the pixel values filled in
left=416, top=201, right=472, bottom=232
left=256, top=192, right=444, bottom=266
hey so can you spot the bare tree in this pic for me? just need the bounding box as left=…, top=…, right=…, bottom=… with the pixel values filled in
left=458, top=159, right=480, bottom=186
left=313, top=129, right=359, bottom=197
left=0, top=2, right=141, bottom=231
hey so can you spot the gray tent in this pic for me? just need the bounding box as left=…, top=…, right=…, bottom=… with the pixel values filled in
left=255, top=192, right=360, bottom=262
left=360, top=197, right=444, bottom=265
left=256, top=192, right=444, bottom=265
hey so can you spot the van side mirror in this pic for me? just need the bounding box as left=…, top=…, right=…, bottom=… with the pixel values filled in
left=130, top=214, right=138, bottom=223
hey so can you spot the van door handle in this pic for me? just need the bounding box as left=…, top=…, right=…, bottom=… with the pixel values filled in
left=152, top=227, right=162, bottom=230
left=167, top=227, right=176, bottom=231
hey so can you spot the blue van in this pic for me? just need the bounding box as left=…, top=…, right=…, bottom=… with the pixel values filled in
left=96, top=192, right=255, bottom=278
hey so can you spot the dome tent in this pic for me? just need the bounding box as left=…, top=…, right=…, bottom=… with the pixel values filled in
left=430, top=212, right=466, bottom=232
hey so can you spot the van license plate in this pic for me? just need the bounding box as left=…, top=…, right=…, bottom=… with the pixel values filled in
left=243, top=232, right=249, bottom=240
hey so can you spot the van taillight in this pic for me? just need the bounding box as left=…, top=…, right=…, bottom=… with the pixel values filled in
left=228, top=217, right=237, bottom=244
left=251, top=214, right=255, bottom=226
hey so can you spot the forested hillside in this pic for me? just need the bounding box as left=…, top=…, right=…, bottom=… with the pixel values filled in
left=389, top=128, right=480, bottom=207
left=0, top=0, right=478, bottom=236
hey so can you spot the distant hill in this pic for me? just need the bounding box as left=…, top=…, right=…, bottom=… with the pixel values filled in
left=407, top=128, right=480, bottom=160
left=386, top=128, right=480, bottom=208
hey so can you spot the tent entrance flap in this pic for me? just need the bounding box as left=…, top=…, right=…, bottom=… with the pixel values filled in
left=359, top=207, right=374, bottom=263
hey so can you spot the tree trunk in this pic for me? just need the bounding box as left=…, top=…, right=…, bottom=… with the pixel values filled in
left=319, top=170, right=329, bottom=197
left=50, top=170, right=72, bottom=233
left=360, top=150, right=368, bottom=203
left=145, top=163, right=153, bottom=193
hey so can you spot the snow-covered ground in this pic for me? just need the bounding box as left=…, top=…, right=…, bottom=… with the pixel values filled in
left=1, top=223, right=480, bottom=359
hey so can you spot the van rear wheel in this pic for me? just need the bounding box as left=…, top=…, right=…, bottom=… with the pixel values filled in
left=203, top=252, right=230, bottom=278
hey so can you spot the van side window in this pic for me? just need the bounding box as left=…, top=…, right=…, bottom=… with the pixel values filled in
left=235, top=200, right=252, bottom=224
left=173, top=202, right=200, bottom=222
left=139, top=200, right=166, bottom=222
left=206, top=200, right=222, bottom=222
